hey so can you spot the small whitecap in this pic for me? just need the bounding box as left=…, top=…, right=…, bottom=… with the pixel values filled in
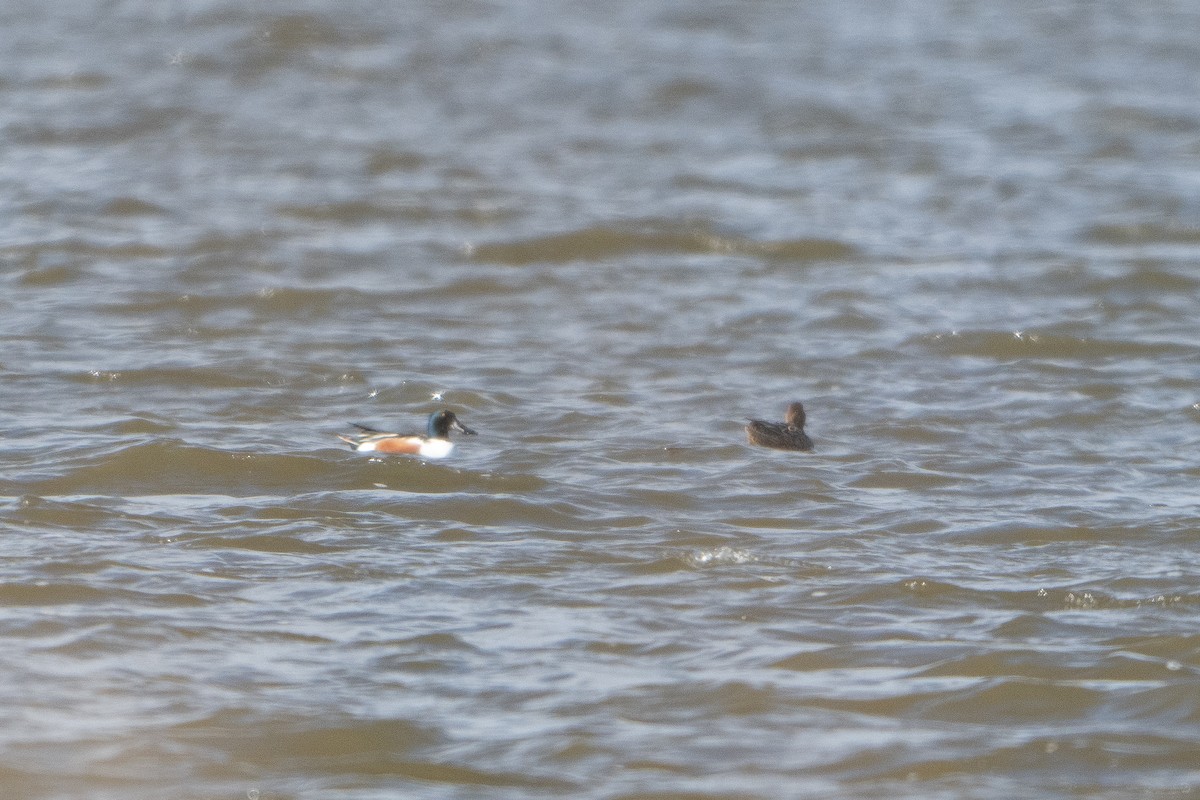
left=687, top=546, right=756, bottom=567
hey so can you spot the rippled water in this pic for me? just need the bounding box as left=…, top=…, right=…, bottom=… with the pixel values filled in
left=3, top=1, right=1200, bottom=798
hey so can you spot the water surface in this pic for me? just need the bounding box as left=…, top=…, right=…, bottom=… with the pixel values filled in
left=2, top=2, right=1200, bottom=798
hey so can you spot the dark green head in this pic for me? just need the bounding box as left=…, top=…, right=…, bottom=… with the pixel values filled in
left=427, top=410, right=477, bottom=438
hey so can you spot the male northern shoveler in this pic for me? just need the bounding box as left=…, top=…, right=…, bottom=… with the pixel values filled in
left=746, top=402, right=814, bottom=451
left=338, top=410, right=477, bottom=458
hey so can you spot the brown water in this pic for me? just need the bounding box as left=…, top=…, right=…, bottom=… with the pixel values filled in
left=3, top=2, right=1200, bottom=798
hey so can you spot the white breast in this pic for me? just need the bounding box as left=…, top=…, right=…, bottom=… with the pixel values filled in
left=418, top=439, right=454, bottom=458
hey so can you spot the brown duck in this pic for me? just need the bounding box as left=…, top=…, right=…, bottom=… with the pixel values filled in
left=746, top=402, right=814, bottom=451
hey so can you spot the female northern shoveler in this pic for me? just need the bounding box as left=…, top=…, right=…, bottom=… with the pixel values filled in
left=338, top=410, right=477, bottom=458
left=746, top=402, right=814, bottom=451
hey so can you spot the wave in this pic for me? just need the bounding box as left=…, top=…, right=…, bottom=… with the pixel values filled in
left=470, top=221, right=857, bottom=264
left=19, top=440, right=544, bottom=498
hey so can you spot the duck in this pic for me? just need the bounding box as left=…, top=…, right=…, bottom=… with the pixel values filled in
left=338, top=410, right=477, bottom=458
left=746, top=402, right=814, bottom=451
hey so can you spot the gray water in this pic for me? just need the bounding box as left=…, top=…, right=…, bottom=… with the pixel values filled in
left=2, top=2, right=1200, bottom=798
